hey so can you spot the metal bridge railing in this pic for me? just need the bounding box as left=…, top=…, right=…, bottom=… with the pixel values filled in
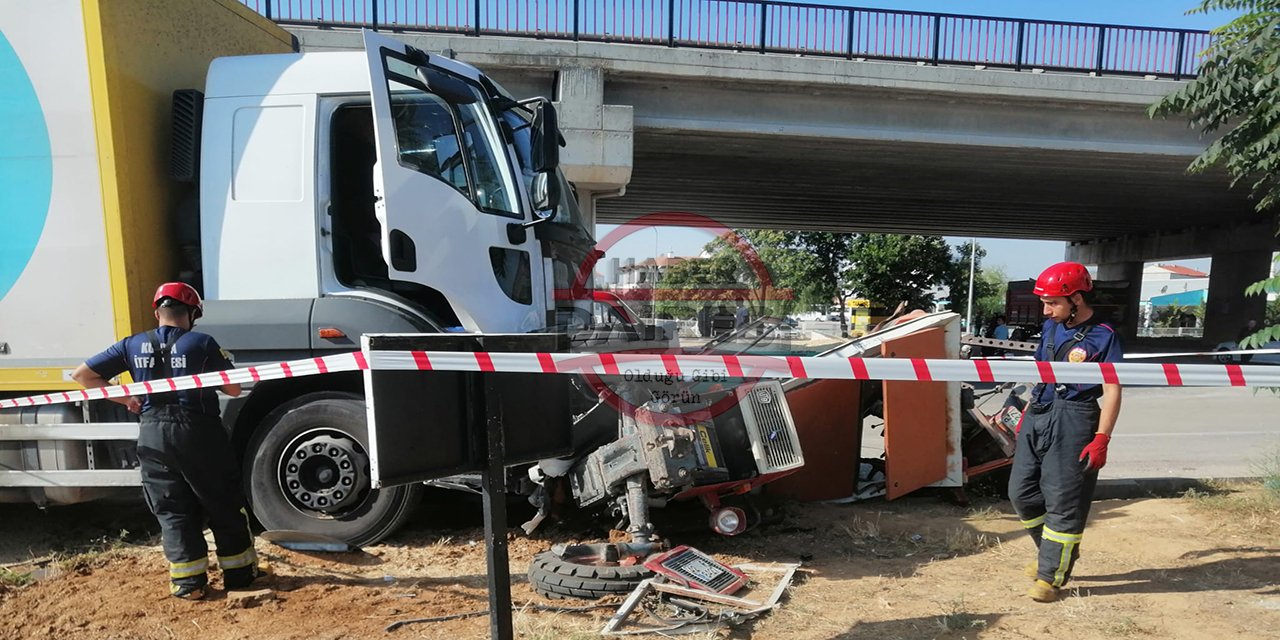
left=241, top=1, right=1213, bottom=79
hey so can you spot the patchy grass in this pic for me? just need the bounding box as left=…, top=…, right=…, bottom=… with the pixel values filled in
left=1104, top=616, right=1151, bottom=636
left=1181, top=481, right=1280, bottom=540
left=52, top=529, right=141, bottom=576
left=963, top=505, right=1005, bottom=521
left=1253, top=446, right=1280, bottom=499
left=935, top=597, right=987, bottom=632
left=0, top=567, right=35, bottom=589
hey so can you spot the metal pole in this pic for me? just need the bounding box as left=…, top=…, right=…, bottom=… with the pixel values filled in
left=930, top=15, right=941, bottom=65
left=846, top=9, right=855, bottom=59
left=667, top=0, right=675, bottom=47
left=1095, top=26, right=1107, bottom=75
left=575, top=0, right=581, bottom=41
left=264, top=0, right=272, bottom=21
left=1014, top=20, right=1025, bottom=71
left=1173, top=31, right=1186, bottom=80
left=475, top=0, right=482, bottom=36
left=371, top=0, right=378, bottom=31
left=477, top=374, right=514, bottom=640
left=759, top=1, right=768, bottom=54
left=965, top=239, right=976, bottom=334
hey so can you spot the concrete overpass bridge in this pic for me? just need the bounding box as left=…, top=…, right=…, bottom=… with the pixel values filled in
left=257, top=3, right=1277, bottom=342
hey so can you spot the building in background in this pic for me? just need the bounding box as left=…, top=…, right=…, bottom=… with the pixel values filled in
left=1140, top=263, right=1210, bottom=336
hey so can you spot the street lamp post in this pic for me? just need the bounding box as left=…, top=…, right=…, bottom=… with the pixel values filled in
left=965, top=239, right=976, bottom=334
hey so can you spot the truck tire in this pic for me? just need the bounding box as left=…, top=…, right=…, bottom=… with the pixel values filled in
left=245, top=393, right=420, bottom=547
left=527, top=549, right=652, bottom=600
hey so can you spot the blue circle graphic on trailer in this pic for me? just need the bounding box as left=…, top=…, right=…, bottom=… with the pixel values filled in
left=0, top=31, right=53, bottom=301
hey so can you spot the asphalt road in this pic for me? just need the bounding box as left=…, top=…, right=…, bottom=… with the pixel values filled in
left=1102, top=386, right=1280, bottom=480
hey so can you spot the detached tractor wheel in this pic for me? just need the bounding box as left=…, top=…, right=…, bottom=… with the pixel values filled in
left=528, top=545, right=653, bottom=600
left=245, top=392, right=421, bottom=547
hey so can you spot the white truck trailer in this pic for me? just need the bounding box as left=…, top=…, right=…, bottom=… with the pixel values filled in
left=0, top=0, right=594, bottom=545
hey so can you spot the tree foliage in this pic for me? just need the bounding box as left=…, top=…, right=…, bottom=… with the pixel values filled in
left=1150, top=0, right=1280, bottom=348
left=846, top=234, right=953, bottom=312
left=943, top=240, right=1002, bottom=324
left=652, top=254, right=745, bottom=319
left=654, top=231, right=981, bottom=337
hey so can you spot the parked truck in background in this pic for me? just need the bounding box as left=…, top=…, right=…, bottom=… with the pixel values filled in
left=1004, top=278, right=1134, bottom=340
left=0, top=0, right=594, bottom=545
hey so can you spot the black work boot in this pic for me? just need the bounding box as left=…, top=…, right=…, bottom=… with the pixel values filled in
left=171, top=582, right=207, bottom=600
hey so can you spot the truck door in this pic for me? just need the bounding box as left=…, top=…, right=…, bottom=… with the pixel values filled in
left=361, top=31, right=545, bottom=333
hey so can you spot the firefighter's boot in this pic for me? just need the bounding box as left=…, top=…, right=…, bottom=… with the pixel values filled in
left=1027, top=579, right=1059, bottom=603
left=171, top=583, right=207, bottom=601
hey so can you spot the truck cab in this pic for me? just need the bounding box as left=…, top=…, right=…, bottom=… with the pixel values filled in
left=189, top=33, right=599, bottom=545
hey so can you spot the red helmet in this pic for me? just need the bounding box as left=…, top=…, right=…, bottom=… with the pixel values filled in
left=152, top=282, right=203, bottom=319
left=1034, top=262, right=1092, bottom=297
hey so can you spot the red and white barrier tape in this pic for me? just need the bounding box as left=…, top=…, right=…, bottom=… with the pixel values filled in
left=2, top=350, right=1278, bottom=410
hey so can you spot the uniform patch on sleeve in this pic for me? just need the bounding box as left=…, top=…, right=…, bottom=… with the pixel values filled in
left=1068, top=346, right=1088, bottom=363
left=221, top=348, right=234, bottom=364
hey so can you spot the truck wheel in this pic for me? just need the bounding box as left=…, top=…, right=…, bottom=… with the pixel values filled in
left=245, top=393, right=420, bottom=547
left=528, top=547, right=652, bottom=600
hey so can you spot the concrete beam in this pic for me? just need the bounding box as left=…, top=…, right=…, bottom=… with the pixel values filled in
left=1096, top=261, right=1143, bottom=342
left=292, top=28, right=1206, bottom=158
left=1066, top=220, right=1280, bottom=264
left=1204, top=250, right=1273, bottom=344
left=554, top=67, right=633, bottom=191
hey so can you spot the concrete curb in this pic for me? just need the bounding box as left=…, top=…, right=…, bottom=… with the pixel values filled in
left=1094, top=476, right=1259, bottom=500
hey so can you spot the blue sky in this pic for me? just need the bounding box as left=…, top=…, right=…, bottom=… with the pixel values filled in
left=599, top=1, right=1233, bottom=280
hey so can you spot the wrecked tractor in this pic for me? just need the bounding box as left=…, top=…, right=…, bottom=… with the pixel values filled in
left=523, top=377, right=805, bottom=600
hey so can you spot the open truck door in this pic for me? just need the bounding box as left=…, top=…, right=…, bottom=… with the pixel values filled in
left=362, top=31, right=545, bottom=333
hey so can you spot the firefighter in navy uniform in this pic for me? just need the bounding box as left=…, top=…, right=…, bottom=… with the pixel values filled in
left=72, top=282, right=260, bottom=600
left=1008, top=262, right=1123, bottom=603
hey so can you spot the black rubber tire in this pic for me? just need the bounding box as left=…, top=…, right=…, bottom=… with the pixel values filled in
left=244, top=393, right=421, bottom=547
left=528, top=550, right=653, bottom=600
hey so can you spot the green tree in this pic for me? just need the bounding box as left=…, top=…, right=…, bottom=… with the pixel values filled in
left=846, top=234, right=953, bottom=312
left=944, top=240, right=1003, bottom=328
left=1149, top=0, right=1280, bottom=348
left=669, top=230, right=860, bottom=333
left=976, top=266, right=1009, bottom=322
left=653, top=255, right=744, bottom=319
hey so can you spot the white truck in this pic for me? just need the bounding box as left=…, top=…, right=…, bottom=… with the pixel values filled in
left=0, top=0, right=595, bottom=545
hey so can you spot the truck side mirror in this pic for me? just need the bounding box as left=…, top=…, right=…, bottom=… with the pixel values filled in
left=525, top=172, right=559, bottom=228
left=531, top=101, right=560, bottom=173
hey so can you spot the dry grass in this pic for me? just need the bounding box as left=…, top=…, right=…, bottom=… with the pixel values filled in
left=514, top=609, right=600, bottom=640
left=1181, top=481, right=1280, bottom=541
left=51, top=529, right=144, bottom=576
left=1058, top=592, right=1155, bottom=636
left=963, top=505, right=1005, bottom=521
left=934, top=597, right=987, bottom=632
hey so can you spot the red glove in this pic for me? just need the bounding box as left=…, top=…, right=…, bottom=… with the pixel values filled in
left=1079, top=433, right=1110, bottom=471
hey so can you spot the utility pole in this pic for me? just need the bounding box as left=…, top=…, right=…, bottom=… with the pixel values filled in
left=965, top=239, right=976, bottom=334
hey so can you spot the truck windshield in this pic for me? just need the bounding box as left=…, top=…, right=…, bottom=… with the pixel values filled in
left=500, top=109, right=588, bottom=232
left=383, top=59, right=521, bottom=219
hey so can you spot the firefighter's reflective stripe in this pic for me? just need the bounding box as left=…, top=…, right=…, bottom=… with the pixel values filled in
left=1020, top=514, right=1046, bottom=529
left=218, top=547, right=258, bottom=570
left=1044, top=527, right=1083, bottom=587
left=217, top=508, right=258, bottom=570
left=1042, top=528, right=1082, bottom=544
left=169, top=557, right=209, bottom=579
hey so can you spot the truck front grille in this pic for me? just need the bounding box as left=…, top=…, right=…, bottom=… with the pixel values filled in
left=735, top=381, right=804, bottom=474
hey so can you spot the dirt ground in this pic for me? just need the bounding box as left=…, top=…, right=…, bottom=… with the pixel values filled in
left=1, top=485, right=1278, bottom=640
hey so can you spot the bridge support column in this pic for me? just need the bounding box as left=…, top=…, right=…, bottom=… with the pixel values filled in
left=554, top=66, right=633, bottom=193
left=1095, top=261, right=1142, bottom=343
left=1205, top=250, right=1272, bottom=344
